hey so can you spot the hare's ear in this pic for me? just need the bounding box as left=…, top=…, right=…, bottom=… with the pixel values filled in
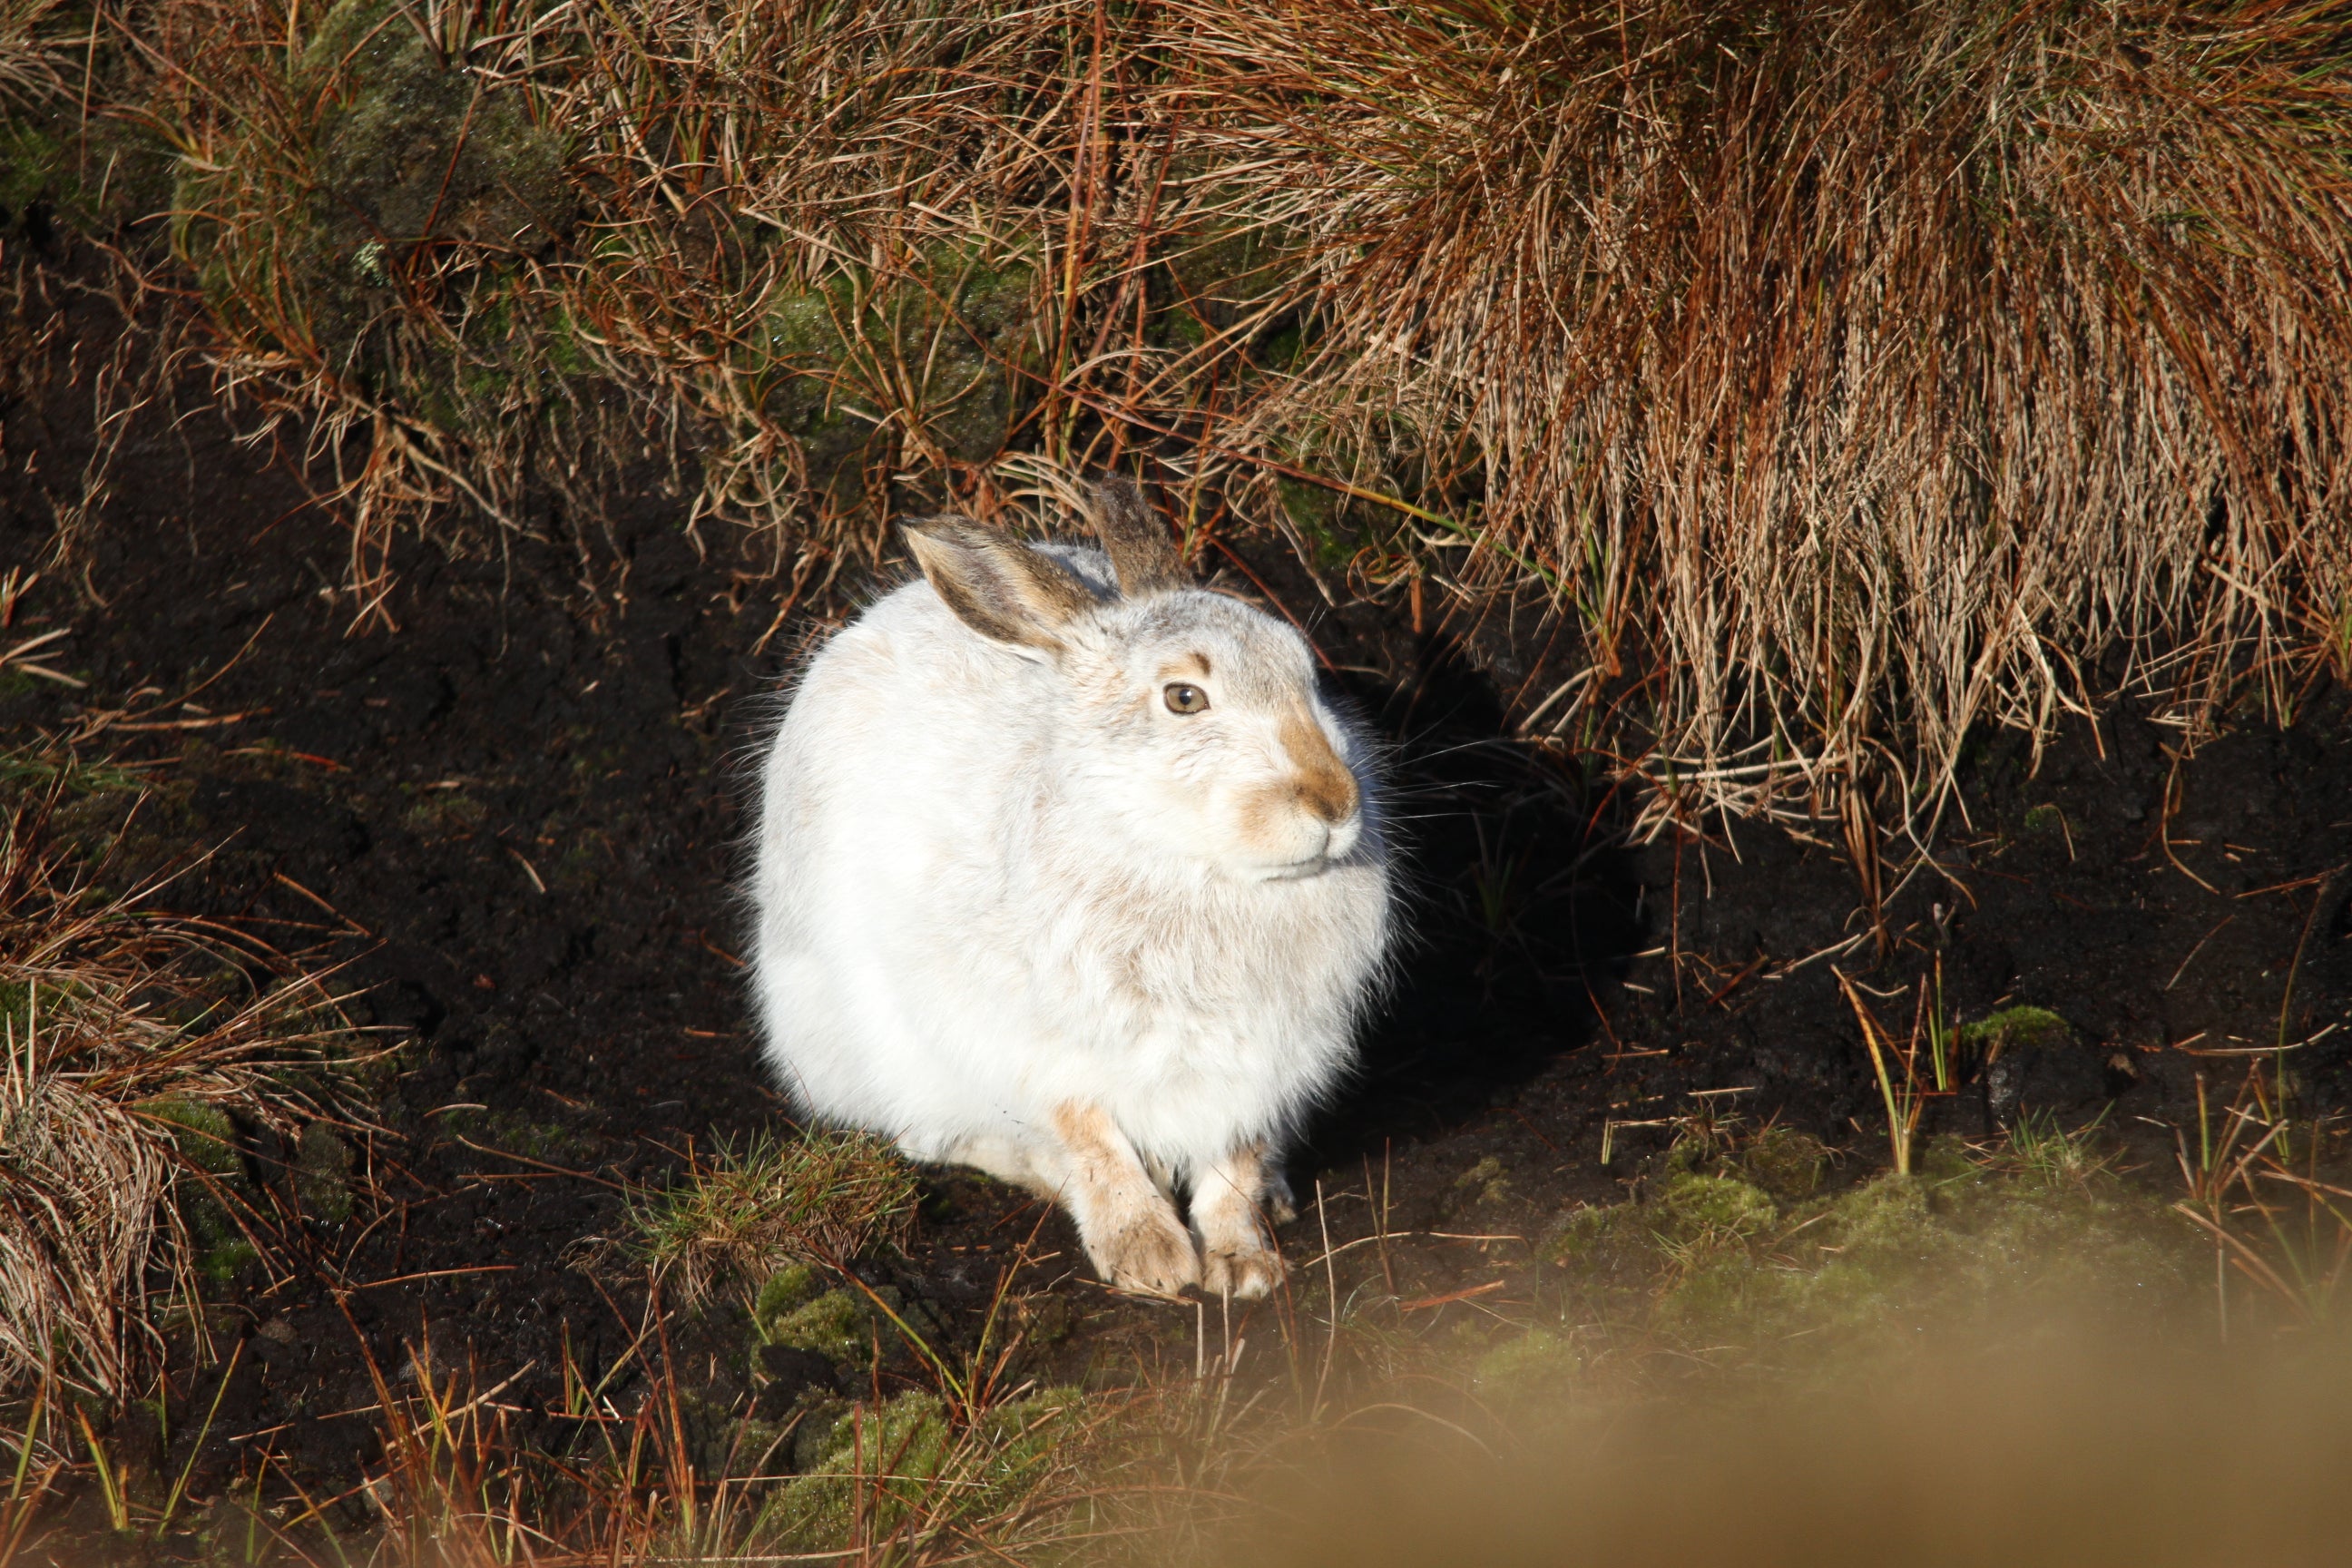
left=1086, top=476, right=1187, bottom=597
left=904, top=519, right=1095, bottom=652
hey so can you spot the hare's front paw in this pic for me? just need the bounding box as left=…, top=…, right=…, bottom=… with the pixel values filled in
left=1201, top=1233, right=1285, bottom=1300
left=1090, top=1206, right=1202, bottom=1298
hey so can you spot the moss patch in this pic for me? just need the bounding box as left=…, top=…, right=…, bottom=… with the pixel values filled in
left=759, top=1387, right=1086, bottom=1553
left=762, top=1289, right=869, bottom=1366
left=295, top=1122, right=353, bottom=1223
left=1741, top=1125, right=1832, bottom=1200
left=1522, top=1127, right=2191, bottom=1395
left=754, top=1264, right=822, bottom=1332
left=142, top=1099, right=260, bottom=1287
left=1960, top=1004, right=2075, bottom=1055
left=750, top=240, right=1041, bottom=509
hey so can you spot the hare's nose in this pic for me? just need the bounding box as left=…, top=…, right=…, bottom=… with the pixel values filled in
left=1281, top=713, right=1358, bottom=824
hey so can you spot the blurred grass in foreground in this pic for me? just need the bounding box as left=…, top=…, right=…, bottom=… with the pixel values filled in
left=1257, top=1334, right=2352, bottom=1568
left=2, top=1044, right=2345, bottom=1562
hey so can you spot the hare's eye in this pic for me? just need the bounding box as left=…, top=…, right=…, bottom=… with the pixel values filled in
left=1163, top=683, right=1210, bottom=715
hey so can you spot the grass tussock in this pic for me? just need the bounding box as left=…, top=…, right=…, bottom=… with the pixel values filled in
left=12, top=1, right=2348, bottom=828
left=1181, top=0, right=2352, bottom=822
left=0, top=0, right=70, bottom=111
left=0, top=755, right=366, bottom=1402
left=622, top=1130, right=920, bottom=1301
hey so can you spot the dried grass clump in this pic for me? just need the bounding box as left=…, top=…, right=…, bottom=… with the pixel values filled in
left=0, top=0, right=70, bottom=110
left=0, top=761, right=360, bottom=1399
left=622, top=1130, right=919, bottom=1302
left=99, top=0, right=1157, bottom=612
left=1178, top=0, right=2352, bottom=829
left=34, top=0, right=2352, bottom=843
left=546, top=0, right=1093, bottom=540
left=126, top=0, right=589, bottom=621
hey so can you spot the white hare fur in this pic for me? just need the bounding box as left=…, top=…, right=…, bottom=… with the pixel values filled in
left=750, top=481, right=1392, bottom=1298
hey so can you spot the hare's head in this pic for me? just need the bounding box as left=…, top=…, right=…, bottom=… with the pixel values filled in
left=904, top=480, right=1370, bottom=882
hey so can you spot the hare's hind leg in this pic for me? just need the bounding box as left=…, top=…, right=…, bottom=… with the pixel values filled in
left=1191, top=1141, right=1287, bottom=1301
left=1034, top=1103, right=1200, bottom=1298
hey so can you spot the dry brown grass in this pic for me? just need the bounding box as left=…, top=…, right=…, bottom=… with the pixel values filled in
left=1176, top=0, right=2352, bottom=831
left=15, top=0, right=2352, bottom=835
left=122, top=0, right=1138, bottom=617
left=0, top=757, right=364, bottom=1402
left=2173, top=1054, right=2352, bottom=1336
left=0, top=0, right=69, bottom=111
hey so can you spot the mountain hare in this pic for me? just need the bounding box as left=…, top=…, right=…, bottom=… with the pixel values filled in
left=750, top=479, right=1393, bottom=1298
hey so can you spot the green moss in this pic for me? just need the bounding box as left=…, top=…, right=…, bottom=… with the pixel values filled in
left=764, top=1289, right=869, bottom=1364
left=1960, top=1005, right=2074, bottom=1055
left=1536, top=1129, right=2192, bottom=1381
left=295, top=1123, right=354, bottom=1222
left=162, top=0, right=583, bottom=441
left=1472, top=1326, right=1584, bottom=1401
left=749, top=240, right=1042, bottom=509
left=2022, top=802, right=2066, bottom=835
left=0, top=95, right=174, bottom=237
left=1766, top=1160, right=2183, bottom=1342
left=754, top=1265, right=821, bottom=1334
left=1277, top=476, right=1361, bottom=571
left=0, top=115, right=63, bottom=221
left=1652, top=1172, right=1780, bottom=1245
left=1454, top=1154, right=1512, bottom=1207
left=1643, top=1174, right=1787, bottom=1327
left=142, top=1100, right=260, bottom=1287
left=299, top=0, right=574, bottom=266
left=1742, top=1125, right=1831, bottom=1200
left=1540, top=1171, right=1781, bottom=1316
left=750, top=1274, right=954, bottom=1379
left=760, top=1387, right=1085, bottom=1552
left=144, top=1099, right=240, bottom=1181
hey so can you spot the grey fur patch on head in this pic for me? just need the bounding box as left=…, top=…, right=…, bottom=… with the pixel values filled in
left=903, top=518, right=1097, bottom=651
left=1085, top=476, right=1188, bottom=597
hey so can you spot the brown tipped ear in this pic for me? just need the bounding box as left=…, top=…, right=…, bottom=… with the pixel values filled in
left=903, top=518, right=1096, bottom=652
left=1086, top=476, right=1187, bottom=597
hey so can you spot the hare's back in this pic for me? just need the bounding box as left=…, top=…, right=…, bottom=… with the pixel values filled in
left=751, top=581, right=1052, bottom=1137
left=764, top=581, right=1046, bottom=879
